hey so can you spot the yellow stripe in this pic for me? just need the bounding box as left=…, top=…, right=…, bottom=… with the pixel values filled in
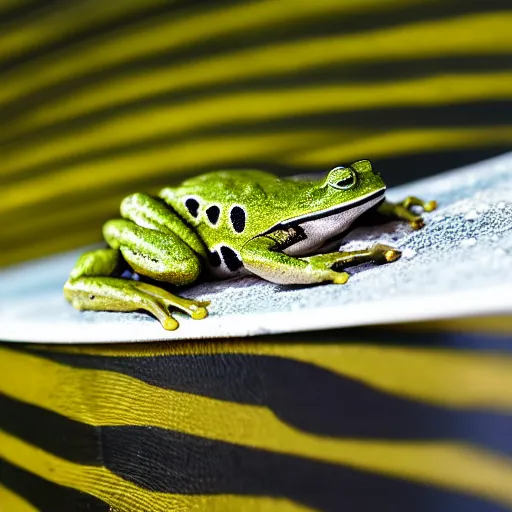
left=0, top=483, right=38, bottom=512
left=0, top=0, right=167, bottom=62
left=1, top=347, right=512, bottom=507
left=48, top=340, right=512, bottom=411
left=291, top=125, right=512, bottom=163
left=0, top=431, right=312, bottom=512
left=0, top=0, right=423, bottom=106
left=4, top=72, right=512, bottom=176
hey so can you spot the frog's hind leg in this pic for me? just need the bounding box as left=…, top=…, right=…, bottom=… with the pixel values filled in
left=64, top=244, right=209, bottom=331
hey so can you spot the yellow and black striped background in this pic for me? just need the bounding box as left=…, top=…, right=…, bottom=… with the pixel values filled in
left=1, top=1, right=512, bottom=511
left=1, top=321, right=512, bottom=511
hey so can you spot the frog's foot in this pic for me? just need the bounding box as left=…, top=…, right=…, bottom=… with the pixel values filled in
left=304, top=243, right=401, bottom=283
left=64, top=276, right=210, bottom=331
left=369, top=243, right=402, bottom=263
left=135, top=281, right=210, bottom=321
left=378, top=196, right=437, bottom=230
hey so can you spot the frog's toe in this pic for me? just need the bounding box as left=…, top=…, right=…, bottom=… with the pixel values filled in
left=402, top=196, right=437, bottom=214
left=331, top=271, right=350, bottom=285
left=371, top=244, right=402, bottom=263
left=383, top=247, right=401, bottom=262
left=161, top=315, right=180, bottom=331
left=129, top=281, right=210, bottom=325
left=410, top=217, right=425, bottom=230
left=424, top=200, right=437, bottom=212
left=188, top=302, right=210, bottom=320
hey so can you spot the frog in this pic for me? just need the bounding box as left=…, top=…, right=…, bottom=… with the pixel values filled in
left=64, top=159, right=436, bottom=330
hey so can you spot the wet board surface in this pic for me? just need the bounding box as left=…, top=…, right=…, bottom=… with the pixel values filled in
left=1, top=153, right=511, bottom=343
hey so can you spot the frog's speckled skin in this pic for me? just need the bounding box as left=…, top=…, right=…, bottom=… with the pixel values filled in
left=64, top=160, right=436, bottom=330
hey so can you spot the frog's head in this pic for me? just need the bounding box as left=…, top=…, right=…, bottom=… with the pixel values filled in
left=318, top=159, right=386, bottom=209
left=278, top=159, right=386, bottom=252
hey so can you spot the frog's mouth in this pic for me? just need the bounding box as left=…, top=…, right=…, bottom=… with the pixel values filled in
left=277, top=187, right=386, bottom=229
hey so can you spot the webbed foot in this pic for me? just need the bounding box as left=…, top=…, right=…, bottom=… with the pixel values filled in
left=378, top=196, right=437, bottom=230
left=64, top=277, right=210, bottom=330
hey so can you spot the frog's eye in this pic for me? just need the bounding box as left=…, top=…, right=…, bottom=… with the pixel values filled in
left=326, top=167, right=357, bottom=190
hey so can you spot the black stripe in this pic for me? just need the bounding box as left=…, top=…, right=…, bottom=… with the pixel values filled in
left=362, top=147, right=512, bottom=187
left=0, top=458, right=110, bottom=512
left=273, top=189, right=385, bottom=229
left=0, top=398, right=507, bottom=512
left=252, top=325, right=512, bottom=350
left=2, top=0, right=511, bottom=118
left=333, top=326, right=512, bottom=350
left=0, top=393, right=102, bottom=466
left=262, top=325, right=512, bottom=351
left=22, top=349, right=512, bottom=456
left=3, top=100, right=511, bottom=187
left=102, top=425, right=508, bottom=512
left=0, top=0, right=64, bottom=25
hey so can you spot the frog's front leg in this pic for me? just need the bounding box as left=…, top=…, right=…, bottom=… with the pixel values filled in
left=241, top=229, right=401, bottom=285
left=378, top=196, right=437, bottom=230
left=64, top=219, right=209, bottom=330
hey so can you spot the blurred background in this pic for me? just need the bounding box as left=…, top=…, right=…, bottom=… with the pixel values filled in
left=1, top=0, right=511, bottom=267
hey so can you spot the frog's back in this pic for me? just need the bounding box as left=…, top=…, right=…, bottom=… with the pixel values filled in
left=158, top=169, right=289, bottom=235
left=168, top=170, right=277, bottom=203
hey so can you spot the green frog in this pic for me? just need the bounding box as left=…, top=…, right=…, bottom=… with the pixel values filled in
left=64, top=160, right=436, bottom=330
